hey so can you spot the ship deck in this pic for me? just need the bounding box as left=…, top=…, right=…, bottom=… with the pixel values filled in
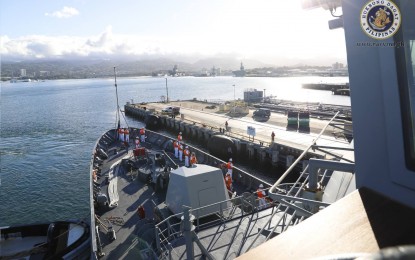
left=93, top=134, right=295, bottom=259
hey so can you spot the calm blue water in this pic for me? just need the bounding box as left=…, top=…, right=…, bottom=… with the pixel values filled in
left=0, top=76, right=349, bottom=226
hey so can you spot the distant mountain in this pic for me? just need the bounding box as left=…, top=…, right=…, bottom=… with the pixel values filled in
left=0, top=55, right=344, bottom=80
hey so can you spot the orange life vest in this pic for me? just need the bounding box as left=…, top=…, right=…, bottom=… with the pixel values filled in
left=227, top=162, right=233, bottom=169
left=225, top=175, right=232, bottom=189
left=257, top=189, right=265, bottom=198
left=125, top=129, right=129, bottom=134
left=173, top=141, right=178, bottom=148
left=184, top=149, right=190, bottom=157
left=190, top=155, right=197, bottom=164
left=178, top=144, right=183, bottom=151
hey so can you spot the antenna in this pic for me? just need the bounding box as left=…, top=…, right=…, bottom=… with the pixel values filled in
left=114, top=67, right=121, bottom=129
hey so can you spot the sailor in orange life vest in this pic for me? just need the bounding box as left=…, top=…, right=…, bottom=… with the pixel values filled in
left=178, top=132, right=183, bottom=142
left=173, top=140, right=179, bottom=158
left=184, top=146, right=190, bottom=167
left=119, top=128, right=125, bottom=142
left=178, top=142, right=184, bottom=162
left=125, top=128, right=130, bottom=143
left=257, top=184, right=266, bottom=210
left=135, top=137, right=140, bottom=149
left=190, top=152, right=198, bottom=167
left=140, top=128, right=146, bottom=143
left=224, top=172, right=232, bottom=191
left=226, top=158, right=233, bottom=179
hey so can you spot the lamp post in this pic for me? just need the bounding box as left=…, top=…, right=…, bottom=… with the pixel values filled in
left=165, top=76, right=169, bottom=103
left=233, top=84, right=236, bottom=114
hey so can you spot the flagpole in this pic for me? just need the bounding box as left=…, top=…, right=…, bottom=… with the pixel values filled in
left=114, top=67, right=121, bottom=129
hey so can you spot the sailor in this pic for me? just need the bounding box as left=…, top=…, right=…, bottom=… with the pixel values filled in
left=178, top=132, right=183, bottom=142
left=178, top=142, right=184, bottom=162
left=225, top=172, right=232, bottom=191
left=140, top=128, right=146, bottom=143
left=184, top=146, right=190, bottom=167
left=125, top=128, right=130, bottom=143
left=190, top=152, right=198, bottom=167
left=117, top=127, right=121, bottom=141
left=271, top=131, right=275, bottom=143
left=120, top=128, right=125, bottom=142
left=135, top=137, right=140, bottom=149
left=118, top=128, right=123, bottom=142
left=226, top=158, right=233, bottom=179
left=257, top=184, right=266, bottom=210
left=173, top=140, right=179, bottom=158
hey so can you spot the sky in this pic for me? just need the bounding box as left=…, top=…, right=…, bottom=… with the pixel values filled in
left=0, top=0, right=347, bottom=66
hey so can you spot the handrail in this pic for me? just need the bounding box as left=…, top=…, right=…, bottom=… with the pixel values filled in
left=145, top=128, right=274, bottom=187
left=269, top=111, right=340, bottom=194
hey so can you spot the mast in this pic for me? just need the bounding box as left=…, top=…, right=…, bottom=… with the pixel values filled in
left=114, top=67, right=121, bottom=129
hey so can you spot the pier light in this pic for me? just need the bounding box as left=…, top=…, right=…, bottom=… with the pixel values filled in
left=165, top=76, right=169, bottom=103
left=233, top=84, right=236, bottom=114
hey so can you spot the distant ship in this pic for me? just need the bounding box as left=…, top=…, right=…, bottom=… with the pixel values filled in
left=232, top=62, right=246, bottom=77
left=10, top=78, right=32, bottom=83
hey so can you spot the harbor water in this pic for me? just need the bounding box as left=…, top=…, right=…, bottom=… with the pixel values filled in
left=0, top=76, right=349, bottom=226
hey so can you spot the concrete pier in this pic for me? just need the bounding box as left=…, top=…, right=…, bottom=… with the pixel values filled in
left=124, top=100, right=353, bottom=175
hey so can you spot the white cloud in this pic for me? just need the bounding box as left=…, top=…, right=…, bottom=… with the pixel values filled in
left=45, top=6, right=79, bottom=19
left=0, top=25, right=347, bottom=65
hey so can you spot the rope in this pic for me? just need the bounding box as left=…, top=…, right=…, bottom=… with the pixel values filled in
left=104, top=216, right=125, bottom=226
left=120, top=109, right=130, bottom=128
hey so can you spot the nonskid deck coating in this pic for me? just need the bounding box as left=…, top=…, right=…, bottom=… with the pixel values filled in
left=94, top=136, right=291, bottom=259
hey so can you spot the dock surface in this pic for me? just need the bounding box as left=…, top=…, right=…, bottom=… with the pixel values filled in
left=133, top=100, right=353, bottom=159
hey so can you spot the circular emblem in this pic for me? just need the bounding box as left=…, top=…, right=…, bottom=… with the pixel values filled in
left=360, top=0, right=401, bottom=40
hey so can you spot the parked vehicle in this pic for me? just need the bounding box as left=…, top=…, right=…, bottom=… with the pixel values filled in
left=253, top=108, right=271, bottom=118
left=162, top=106, right=180, bottom=115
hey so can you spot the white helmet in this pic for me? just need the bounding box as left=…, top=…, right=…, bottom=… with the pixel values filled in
left=229, top=158, right=232, bottom=162
left=179, top=132, right=182, bottom=134
left=259, top=184, right=264, bottom=188
left=186, top=146, right=189, bottom=149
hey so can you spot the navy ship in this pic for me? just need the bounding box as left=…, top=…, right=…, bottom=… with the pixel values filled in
left=89, top=0, right=415, bottom=259
left=232, top=62, right=246, bottom=77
